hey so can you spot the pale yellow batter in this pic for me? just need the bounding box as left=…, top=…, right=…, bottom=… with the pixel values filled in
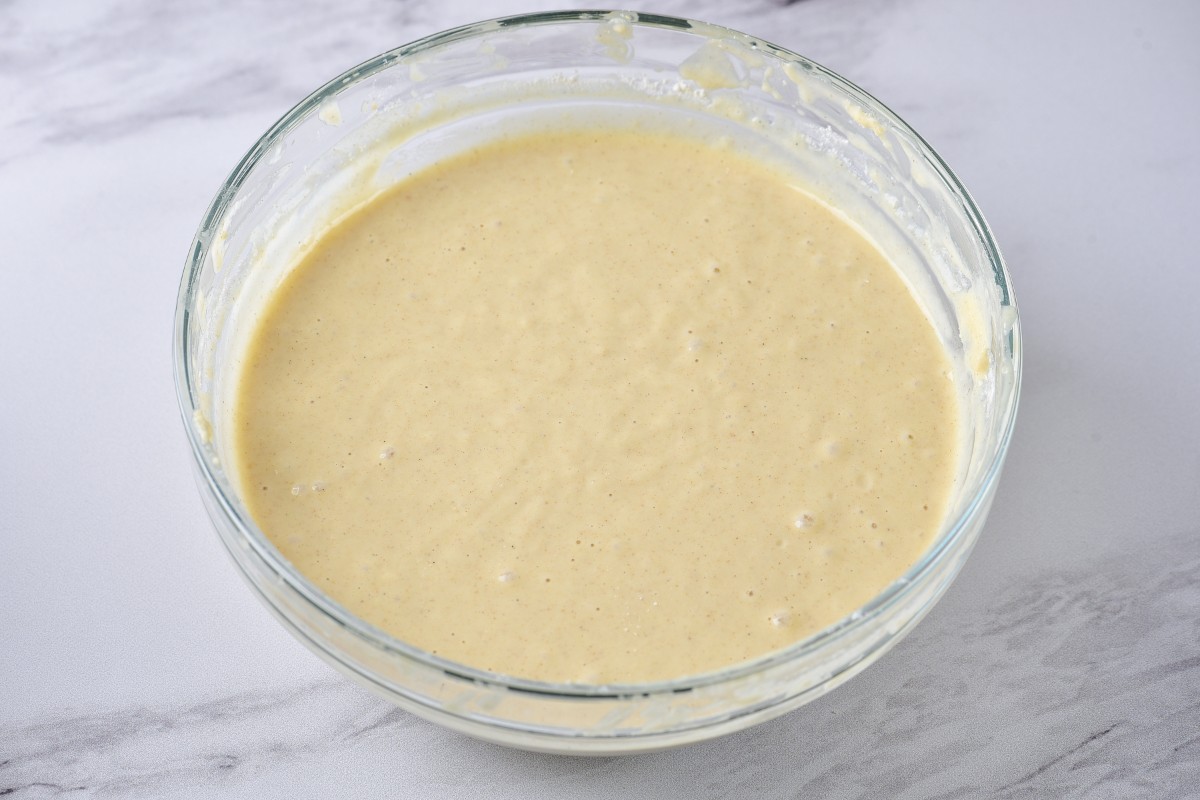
left=232, top=127, right=958, bottom=683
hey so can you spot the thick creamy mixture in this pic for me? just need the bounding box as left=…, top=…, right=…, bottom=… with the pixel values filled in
left=233, top=127, right=958, bottom=683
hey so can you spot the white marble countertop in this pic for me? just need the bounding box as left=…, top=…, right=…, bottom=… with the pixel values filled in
left=2, top=0, right=1198, bottom=796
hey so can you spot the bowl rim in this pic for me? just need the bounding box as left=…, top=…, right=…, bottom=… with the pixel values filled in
left=173, top=9, right=1022, bottom=702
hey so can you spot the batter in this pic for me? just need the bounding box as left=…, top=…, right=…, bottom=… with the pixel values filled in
left=232, top=127, right=958, bottom=683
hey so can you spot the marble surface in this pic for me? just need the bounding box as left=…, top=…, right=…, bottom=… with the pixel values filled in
left=1, top=0, right=1198, bottom=796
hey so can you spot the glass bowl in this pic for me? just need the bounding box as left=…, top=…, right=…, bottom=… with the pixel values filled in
left=173, top=11, right=1020, bottom=755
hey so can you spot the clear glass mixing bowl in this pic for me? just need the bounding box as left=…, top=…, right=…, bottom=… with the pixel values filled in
left=173, top=11, right=1020, bottom=754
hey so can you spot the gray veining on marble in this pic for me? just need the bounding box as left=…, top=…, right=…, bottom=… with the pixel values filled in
left=1, top=0, right=1198, bottom=796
